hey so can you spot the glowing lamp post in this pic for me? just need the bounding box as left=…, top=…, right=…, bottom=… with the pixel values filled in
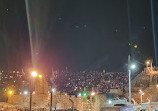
left=146, top=61, right=150, bottom=66
left=52, top=88, right=56, bottom=93
left=139, top=90, right=144, bottom=104
left=128, top=55, right=136, bottom=105
left=30, top=71, right=38, bottom=111
left=131, top=64, right=136, bottom=69
left=90, top=91, right=95, bottom=110
left=50, top=88, right=56, bottom=111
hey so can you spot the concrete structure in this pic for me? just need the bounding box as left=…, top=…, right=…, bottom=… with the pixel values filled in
left=125, top=66, right=158, bottom=103
left=7, top=75, right=98, bottom=111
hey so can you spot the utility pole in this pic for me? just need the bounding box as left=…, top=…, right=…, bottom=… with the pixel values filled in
left=30, top=79, right=32, bottom=111
left=128, top=55, right=131, bottom=105
left=50, top=88, right=53, bottom=111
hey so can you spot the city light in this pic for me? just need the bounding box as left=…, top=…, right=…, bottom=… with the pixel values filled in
left=32, top=91, right=35, bottom=95
left=82, top=92, right=87, bottom=97
left=91, top=92, right=95, bottom=96
left=8, top=90, right=13, bottom=95
left=78, top=93, right=81, bottom=97
left=38, top=74, right=42, bottom=78
left=146, top=61, right=150, bottom=65
left=23, top=91, right=28, bottom=95
left=134, top=44, right=138, bottom=48
left=52, top=88, right=56, bottom=93
left=32, top=72, right=38, bottom=77
left=108, top=100, right=112, bottom=104
left=130, top=64, right=136, bottom=69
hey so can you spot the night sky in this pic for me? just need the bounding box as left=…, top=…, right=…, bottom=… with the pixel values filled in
left=0, top=0, right=155, bottom=73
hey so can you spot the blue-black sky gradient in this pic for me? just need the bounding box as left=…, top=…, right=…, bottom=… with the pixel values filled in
left=0, top=0, right=155, bottom=73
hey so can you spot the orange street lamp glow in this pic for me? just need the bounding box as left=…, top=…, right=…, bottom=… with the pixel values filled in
left=32, top=72, right=38, bottom=77
left=38, top=74, right=42, bottom=78
left=9, top=90, right=13, bottom=95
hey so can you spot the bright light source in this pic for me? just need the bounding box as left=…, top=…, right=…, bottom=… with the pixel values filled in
left=32, top=91, right=35, bottom=95
left=156, top=84, right=158, bottom=87
left=139, top=89, right=144, bottom=95
left=38, top=74, right=42, bottom=78
left=91, top=92, right=95, bottom=96
left=52, top=88, right=56, bottom=93
left=24, top=91, right=28, bottom=95
left=108, top=100, right=112, bottom=104
left=82, top=92, right=87, bottom=97
left=78, top=93, right=81, bottom=97
left=146, top=61, right=150, bottom=65
left=134, top=45, right=138, bottom=48
left=32, top=72, right=38, bottom=77
left=130, top=64, right=136, bottom=69
left=9, top=90, right=13, bottom=95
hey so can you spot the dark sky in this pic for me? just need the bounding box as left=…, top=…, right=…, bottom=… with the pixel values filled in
left=0, top=0, right=155, bottom=73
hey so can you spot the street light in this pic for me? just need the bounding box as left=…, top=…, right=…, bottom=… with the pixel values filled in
left=38, top=74, right=43, bottom=78
left=139, top=89, right=144, bottom=104
left=90, top=91, right=95, bottom=111
left=146, top=61, right=150, bottom=66
left=32, top=72, right=38, bottom=77
left=130, top=64, right=136, bottom=69
left=52, top=88, right=56, bottom=93
left=8, top=90, right=13, bottom=95
left=50, top=88, right=56, bottom=111
left=23, top=90, right=28, bottom=95
left=30, top=71, right=38, bottom=111
left=108, top=100, right=112, bottom=104
left=145, top=60, right=153, bottom=71
left=77, top=93, right=81, bottom=97
left=90, top=92, right=95, bottom=96
left=128, top=55, right=136, bottom=105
